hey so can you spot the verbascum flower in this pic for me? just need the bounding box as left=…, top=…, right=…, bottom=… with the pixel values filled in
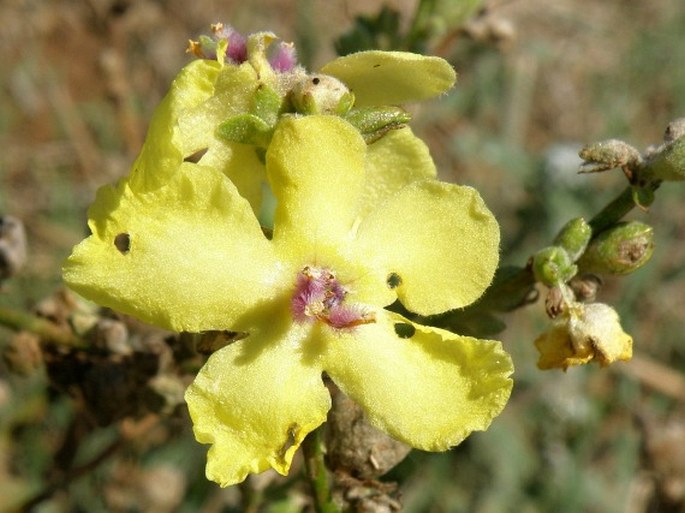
left=535, top=302, right=633, bottom=370
left=144, top=24, right=456, bottom=220
left=63, top=114, right=513, bottom=487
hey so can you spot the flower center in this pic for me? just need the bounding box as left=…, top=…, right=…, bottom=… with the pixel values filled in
left=291, top=266, right=375, bottom=330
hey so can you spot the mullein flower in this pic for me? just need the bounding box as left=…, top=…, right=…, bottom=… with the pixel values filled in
left=63, top=114, right=513, bottom=487
left=535, top=302, right=633, bottom=370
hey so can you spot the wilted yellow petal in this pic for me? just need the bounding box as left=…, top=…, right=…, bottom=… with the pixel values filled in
left=320, top=51, right=456, bottom=107
left=569, top=303, right=633, bottom=367
left=535, top=303, right=633, bottom=370
left=534, top=323, right=594, bottom=370
left=321, top=310, right=513, bottom=450
left=185, top=316, right=330, bottom=487
left=63, top=163, right=281, bottom=332
left=355, top=180, right=500, bottom=315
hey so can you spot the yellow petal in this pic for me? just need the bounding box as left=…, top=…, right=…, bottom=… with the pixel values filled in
left=355, top=180, right=500, bottom=315
left=185, top=315, right=330, bottom=486
left=177, top=61, right=259, bottom=158
left=360, top=126, right=437, bottom=219
left=320, top=310, right=513, bottom=450
left=63, top=163, right=281, bottom=332
left=198, top=140, right=265, bottom=215
left=320, top=51, right=456, bottom=107
left=266, top=115, right=366, bottom=255
left=129, top=59, right=222, bottom=193
left=130, top=59, right=266, bottom=215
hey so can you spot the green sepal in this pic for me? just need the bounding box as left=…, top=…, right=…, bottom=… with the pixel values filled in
left=252, top=84, right=285, bottom=125
left=344, top=106, right=412, bottom=144
left=216, top=114, right=273, bottom=147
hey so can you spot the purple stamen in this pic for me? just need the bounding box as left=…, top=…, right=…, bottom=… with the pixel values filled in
left=291, top=266, right=374, bottom=330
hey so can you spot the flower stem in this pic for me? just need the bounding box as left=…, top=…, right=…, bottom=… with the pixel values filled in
left=302, top=428, right=339, bottom=513
left=587, top=186, right=636, bottom=234
left=0, top=304, right=86, bottom=349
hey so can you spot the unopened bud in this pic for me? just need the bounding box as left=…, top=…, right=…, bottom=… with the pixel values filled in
left=532, top=246, right=577, bottom=287
left=647, top=136, right=685, bottom=181
left=553, top=217, right=592, bottom=262
left=578, top=221, right=654, bottom=275
left=290, top=74, right=354, bottom=115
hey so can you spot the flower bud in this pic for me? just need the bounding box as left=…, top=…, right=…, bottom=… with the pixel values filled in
left=290, top=74, right=354, bottom=115
left=578, top=221, right=654, bottom=275
left=553, top=217, right=591, bottom=262
left=532, top=246, right=577, bottom=287
left=647, top=136, right=685, bottom=181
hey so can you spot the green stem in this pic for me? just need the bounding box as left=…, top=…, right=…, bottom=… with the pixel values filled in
left=588, top=186, right=633, bottom=234
left=0, top=305, right=86, bottom=349
left=302, top=428, right=339, bottom=513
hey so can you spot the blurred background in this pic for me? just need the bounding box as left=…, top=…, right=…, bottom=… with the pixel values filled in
left=1, top=0, right=684, bottom=511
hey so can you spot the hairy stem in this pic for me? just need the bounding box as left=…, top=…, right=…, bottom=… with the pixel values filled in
left=588, top=187, right=634, bottom=234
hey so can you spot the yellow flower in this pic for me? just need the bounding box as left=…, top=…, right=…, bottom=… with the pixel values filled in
left=63, top=114, right=513, bottom=487
left=535, top=302, right=633, bottom=370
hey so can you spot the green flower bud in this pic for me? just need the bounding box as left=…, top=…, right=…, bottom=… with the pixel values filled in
left=578, top=221, right=654, bottom=275
left=289, top=74, right=354, bottom=115
left=553, top=217, right=592, bottom=262
left=532, top=246, right=577, bottom=287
